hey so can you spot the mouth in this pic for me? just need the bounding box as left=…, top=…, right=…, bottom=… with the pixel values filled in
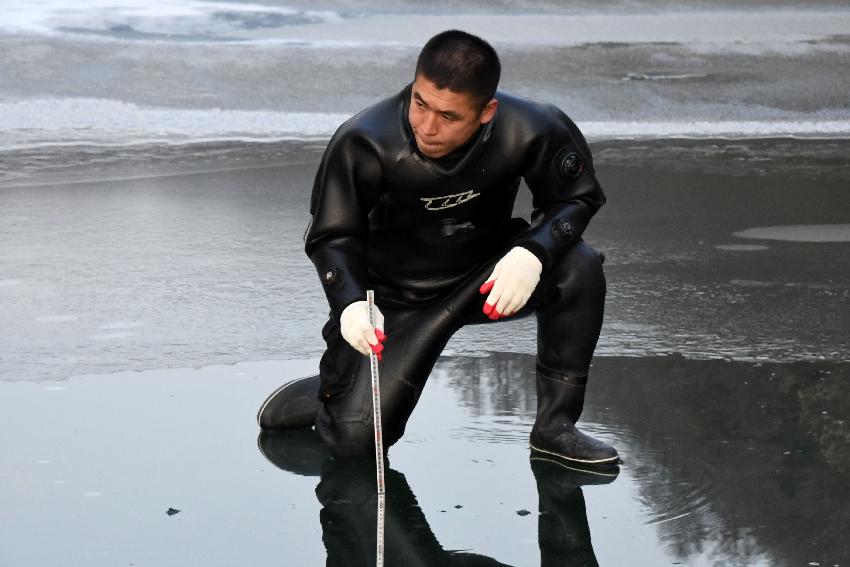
left=415, top=135, right=444, bottom=155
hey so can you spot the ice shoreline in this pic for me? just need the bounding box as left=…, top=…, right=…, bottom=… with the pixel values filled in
left=5, top=118, right=850, bottom=155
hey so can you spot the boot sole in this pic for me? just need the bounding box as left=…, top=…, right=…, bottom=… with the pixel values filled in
left=529, top=441, right=621, bottom=465
left=530, top=454, right=621, bottom=479
left=256, top=374, right=317, bottom=427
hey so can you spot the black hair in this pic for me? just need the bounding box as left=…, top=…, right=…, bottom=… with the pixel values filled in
left=414, top=30, right=501, bottom=111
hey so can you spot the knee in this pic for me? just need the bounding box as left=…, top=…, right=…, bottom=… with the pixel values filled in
left=550, top=243, right=605, bottom=289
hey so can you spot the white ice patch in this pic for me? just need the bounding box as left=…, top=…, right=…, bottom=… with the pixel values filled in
left=89, top=331, right=136, bottom=340
left=440, top=349, right=492, bottom=358
left=37, top=315, right=78, bottom=322
left=0, top=279, right=23, bottom=287
left=0, top=98, right=349, bottom=150
left=581, top=120, right=850, bottom=140
left=1, top=0, right=342, bottom=38
left=4, top=7, right=850, bottom=54
left=99, top=321, right=145, bottom=330
left=224, top=11, right=850, bottom=52
left=623, top=73, right=708, bottom=81
left=733, top=224, right=850, bottom=243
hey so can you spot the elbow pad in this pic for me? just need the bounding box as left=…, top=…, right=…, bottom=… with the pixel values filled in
left=513, top=201, right=594, bottom=273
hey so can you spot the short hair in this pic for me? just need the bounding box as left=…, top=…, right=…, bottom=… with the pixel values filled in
left=414, top=30, right=501, bottom=111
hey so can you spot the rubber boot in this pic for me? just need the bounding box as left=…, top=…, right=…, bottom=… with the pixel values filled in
left=257, top=374, right=321, bottom=430
left=529, top=366, right=619, bottom=465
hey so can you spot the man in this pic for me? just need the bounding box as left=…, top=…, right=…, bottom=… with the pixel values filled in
left=259, top=30, right=618, bottom=465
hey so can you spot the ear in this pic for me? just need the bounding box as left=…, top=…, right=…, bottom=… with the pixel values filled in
left=479, top=98, right=499, bottom=125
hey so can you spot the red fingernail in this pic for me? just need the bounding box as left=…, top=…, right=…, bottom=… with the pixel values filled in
left=371, top=342, right=384, bottom=354
left=375, top=329, right=386, bottom=343
left=483, top=302, right=494, bottom=315
left=479, top=281, right=494, bottom=294
left=377, top=353, right=383, bottom=362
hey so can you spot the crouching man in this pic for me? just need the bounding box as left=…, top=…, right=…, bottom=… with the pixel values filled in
left=259, top=29, right=618, bottom=466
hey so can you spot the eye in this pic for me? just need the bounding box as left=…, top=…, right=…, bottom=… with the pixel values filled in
left=442, top=113, right=454, bottom=121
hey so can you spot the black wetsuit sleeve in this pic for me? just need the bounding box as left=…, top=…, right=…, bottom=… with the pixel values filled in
left=304, top=129, right=382, bottom=317
left=514, top=107, right=606, bottom=272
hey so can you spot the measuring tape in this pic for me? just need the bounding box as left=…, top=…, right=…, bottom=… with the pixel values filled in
left=366, top=290, right=386, bottom=567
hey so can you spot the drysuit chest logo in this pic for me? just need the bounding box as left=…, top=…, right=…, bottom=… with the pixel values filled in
left=420, top=190, right=480, bottom=211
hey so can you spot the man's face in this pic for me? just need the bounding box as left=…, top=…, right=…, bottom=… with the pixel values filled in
left=408, top=74, right=498, bottom=159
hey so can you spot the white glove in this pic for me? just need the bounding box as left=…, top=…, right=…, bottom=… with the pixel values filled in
left=479, top=246, right=542, bottom=319
left=340, top=300, right=386, bottom=359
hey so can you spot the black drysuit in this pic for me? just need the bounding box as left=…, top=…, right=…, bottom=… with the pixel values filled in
left=305, top=84, right=607, bottom=458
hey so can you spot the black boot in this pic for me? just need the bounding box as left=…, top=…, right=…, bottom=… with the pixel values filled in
left=257, top=374, right=321, bottom=430
left=529, top=366, right=619, bottom=465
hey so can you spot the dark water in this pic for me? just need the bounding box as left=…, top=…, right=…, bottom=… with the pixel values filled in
left=1, top=354, right=847, bottom=565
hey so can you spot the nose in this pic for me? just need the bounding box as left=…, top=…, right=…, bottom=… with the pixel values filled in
left=420, top=112, right=439, bottom=136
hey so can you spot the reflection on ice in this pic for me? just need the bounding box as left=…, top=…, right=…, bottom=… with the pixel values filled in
left=431, top=353, right=850, bottom=567
left=0, top=354, right=847, bottom=565
left=258, top=428, right=617, bottom=567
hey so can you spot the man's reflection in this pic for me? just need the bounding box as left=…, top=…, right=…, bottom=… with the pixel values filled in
left=259, top=430, right=617, bottom=566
